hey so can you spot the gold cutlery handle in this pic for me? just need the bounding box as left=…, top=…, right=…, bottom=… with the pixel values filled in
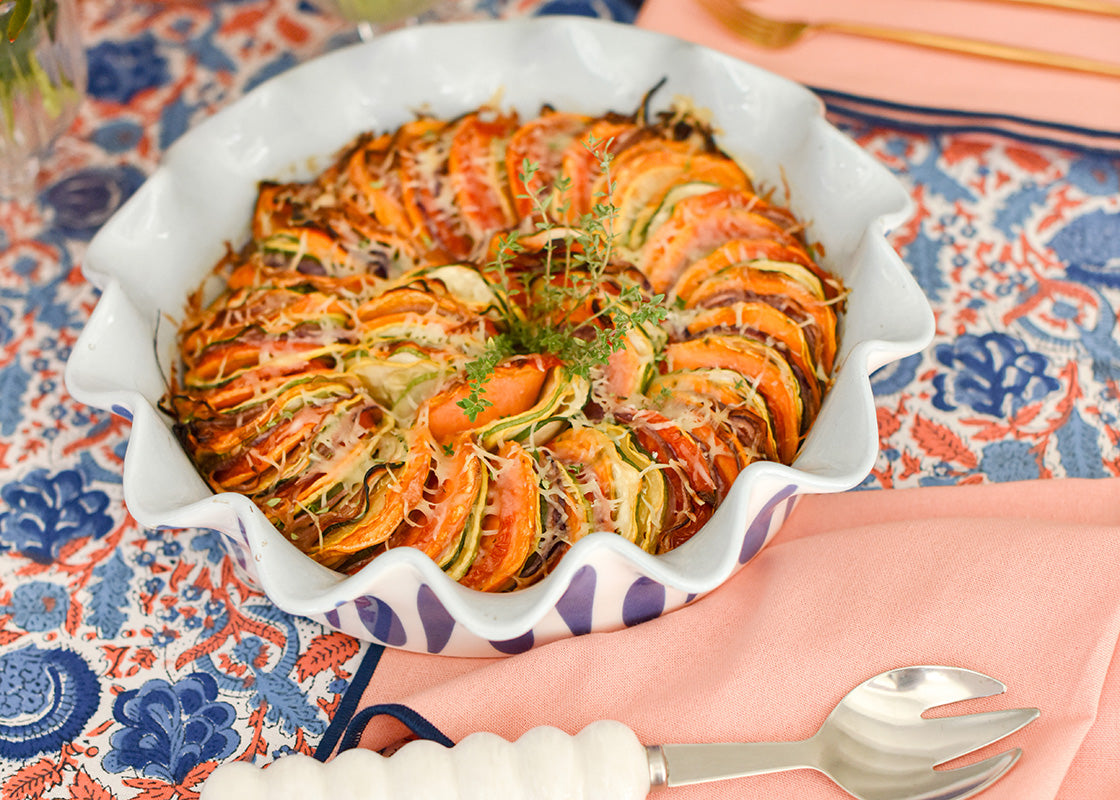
left=818, top=20, right=1120, bottom=77
left=987, top=0, right=1120, bottom=16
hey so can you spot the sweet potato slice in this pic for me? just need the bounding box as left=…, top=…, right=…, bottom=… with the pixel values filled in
left=605, top=143, right=753, bottom=248
left=311, top=430, right=432, bottom=560
left=425, top=355, right=561, bottom=444
left=391, top=437, right=485, bottom=568
left=357, top=286, right=473, bottom=324
left=684, top=302, right=824, bottom=408
left=649, top=368, right=780, bottom=465
left=344, top=131, right=415, bottom=238
left=686, top=261, right=838, bottom=375
left=556, top=118, right=641, bottom=223
left=671, top=238, right=816, bottom=302
left=664, top=336, right=804, bottom=463
left=640, top=202, right=800, bottom=293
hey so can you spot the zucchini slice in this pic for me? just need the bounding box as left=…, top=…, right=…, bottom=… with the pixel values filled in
left=534, top=448, right=596, bottom=564
left=310, top=427, right=432, bottom=561
left=545, top=425, right=645, bottom=547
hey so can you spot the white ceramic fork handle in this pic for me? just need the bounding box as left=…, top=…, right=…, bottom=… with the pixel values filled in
left=199, top=720, right=651, bottom=800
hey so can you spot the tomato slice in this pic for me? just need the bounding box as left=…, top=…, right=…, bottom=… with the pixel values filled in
left=615, top=408, right=717, bottom=552
left=449, top=110, right=519, bottom=241
left=460, top=440, right=540, bottom=592
left=398, top=118, right=473, bottom=260
left=505, top=110, right=591, bottom=219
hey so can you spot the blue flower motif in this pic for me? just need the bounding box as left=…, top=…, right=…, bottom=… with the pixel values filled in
left=0, top=361, right=30, bottom=437
left=0, top=469, right=114, bottom=563
left=40, top=165, right=146, bottom=239
left=150, top=627, right=178, bottom=647
left=4, top=582, right=70, bottom=631
left=1046, top=209, right=1120, bottom=290
left=980, top=440, right=1040, bottom=483
left=871, top=353, right=921, bottom=395
left=180, top=586, right=202, bottom=601
left=104, top=673, right=238, bottom=783
left=994, top=182, right=1047, bottom=236
left=0, top=305, right=14, bottom=346
left=91, top=119, right=143, bottom=153
left=931, top=332, right=1060, bottom=417
left=1067, top=153, right=1119, bottom=196
left=87, top=33, right=170, bottom=104
left=191, top=530, right=230, bottom=564
left=0, top=646, right=100, bottom=760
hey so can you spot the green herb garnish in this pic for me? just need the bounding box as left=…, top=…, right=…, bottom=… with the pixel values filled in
left=456, top=137, right=667, bottom=421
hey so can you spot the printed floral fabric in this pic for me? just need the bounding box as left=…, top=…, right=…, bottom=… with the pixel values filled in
left=0, top=0, right=1116, bottom=796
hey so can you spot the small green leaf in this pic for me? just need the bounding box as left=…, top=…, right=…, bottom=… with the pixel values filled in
left=6, top=0, right=32, bottom=43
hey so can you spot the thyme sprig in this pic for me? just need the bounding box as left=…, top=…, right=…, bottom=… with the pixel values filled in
left=457, top=136, right=667, bottom=421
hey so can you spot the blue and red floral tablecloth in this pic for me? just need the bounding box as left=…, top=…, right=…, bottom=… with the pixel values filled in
left=0, top=0, right=1117, bottom=796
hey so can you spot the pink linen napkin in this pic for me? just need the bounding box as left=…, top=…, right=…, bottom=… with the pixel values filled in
left=336, top=477, right=1120, bottom=799
left=635, top=0, right=1120, bottom=134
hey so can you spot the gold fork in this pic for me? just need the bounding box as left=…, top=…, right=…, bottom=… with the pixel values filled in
left=984, top=0, right=1120, bottom=15
left=699, top=0, right=1120, bottom=78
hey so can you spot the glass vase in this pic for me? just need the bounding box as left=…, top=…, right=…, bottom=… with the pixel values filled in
left=0, top=0, right=86, bottom=199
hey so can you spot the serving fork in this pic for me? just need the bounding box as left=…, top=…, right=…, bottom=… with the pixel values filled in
left=202, top=666, right=1039, bottom=800
left=699, top=0, right=1120, bottom=78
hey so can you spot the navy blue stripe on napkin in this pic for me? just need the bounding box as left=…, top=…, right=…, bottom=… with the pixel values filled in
left=314, top=644, right=385, bottom=760
left=816, top=87, right=1120, bottom=156
left=338, top=703, right=455, bottom=753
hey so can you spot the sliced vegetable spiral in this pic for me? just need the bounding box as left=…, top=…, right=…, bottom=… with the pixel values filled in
left=165, top=99, right=845, bottom=592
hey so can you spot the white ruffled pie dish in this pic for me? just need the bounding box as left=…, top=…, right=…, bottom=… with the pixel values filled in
left=66, top=17, right=934, bottom=657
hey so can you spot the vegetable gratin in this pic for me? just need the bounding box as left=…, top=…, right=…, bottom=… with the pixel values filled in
left=163, top=98, right=845, bottom=593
